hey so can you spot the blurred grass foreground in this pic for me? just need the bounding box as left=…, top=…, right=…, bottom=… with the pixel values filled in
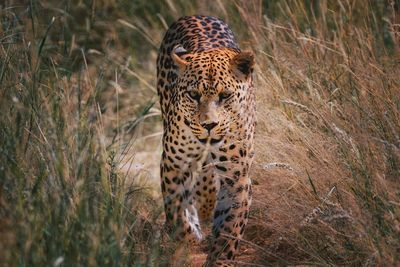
left=1, top=0, right=399, bottom=266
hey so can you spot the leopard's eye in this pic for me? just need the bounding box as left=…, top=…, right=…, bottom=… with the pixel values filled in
left=187, top=90, right=201, bottom=102
left=219, top=91, right=232, bottom=102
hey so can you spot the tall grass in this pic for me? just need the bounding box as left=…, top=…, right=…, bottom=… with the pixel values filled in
left=245, top=1, right=400, bottom=265
left=1, top=0, right=399, bottom=266
left=0, top=1, right=162, bottom=266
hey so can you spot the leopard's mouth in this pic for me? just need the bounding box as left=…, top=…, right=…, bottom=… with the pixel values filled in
left=184, top=118, right=223, bottom=145
left=198, top=137, right=223, bottom=145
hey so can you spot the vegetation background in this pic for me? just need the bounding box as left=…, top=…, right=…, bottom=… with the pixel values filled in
left=1, top=0, right=399, bottom=266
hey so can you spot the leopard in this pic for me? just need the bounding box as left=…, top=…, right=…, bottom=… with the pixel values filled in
left=156, top=15, right=256, bottom=267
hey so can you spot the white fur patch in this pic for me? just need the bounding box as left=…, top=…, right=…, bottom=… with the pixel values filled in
left=185, top=207, right=203, bottom=241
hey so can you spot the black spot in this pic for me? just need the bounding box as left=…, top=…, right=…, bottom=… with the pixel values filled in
left=214, top=210, right=221, bottom=219
left=211, top=22, right=221, bottom=29
left=184, top=190, right=190, bottom=199
left=184, top=118, right=191, bottom=126
left=225, top=215, right=235, bottom=222
left=216, top=165, right=227, bottom=172
left=225, top=178, right=234, bottom=187
left=236, top=185, right=244, bottom=193
left=240, top=227, right=245, bottom=235
left=167, top=188, right=175, bottom=194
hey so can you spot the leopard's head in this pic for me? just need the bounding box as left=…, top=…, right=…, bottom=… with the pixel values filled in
left=171, top=45, right=255, bottom=145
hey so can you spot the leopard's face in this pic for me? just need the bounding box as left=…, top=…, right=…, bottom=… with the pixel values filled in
left=171, top=47, right=254, bottom=145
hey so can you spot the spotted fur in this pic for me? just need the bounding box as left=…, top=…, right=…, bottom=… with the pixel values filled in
left=157, top=15, right=256, bottom=266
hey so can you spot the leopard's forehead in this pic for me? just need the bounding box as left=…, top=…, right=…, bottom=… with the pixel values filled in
left=180, top=49, right=238, bottom=94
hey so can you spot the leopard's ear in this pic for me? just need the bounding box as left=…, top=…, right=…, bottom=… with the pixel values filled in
left=231, top=51, right=255, bottom=78
left=171, top=45, right=192, bottom=69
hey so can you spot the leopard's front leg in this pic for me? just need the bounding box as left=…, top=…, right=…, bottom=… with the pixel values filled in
left=205, top=161, right=252, bottom=266
left=160, top=152, right=203, bottom=242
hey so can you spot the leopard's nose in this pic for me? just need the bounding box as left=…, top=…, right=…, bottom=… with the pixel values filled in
left=201, top=122, right=218, bottom=132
